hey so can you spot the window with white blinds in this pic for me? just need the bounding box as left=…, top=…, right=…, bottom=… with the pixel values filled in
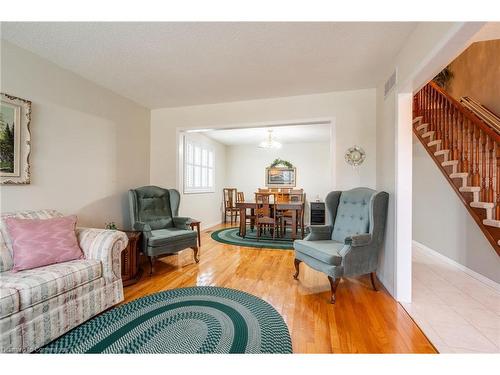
left=183, top=137, right=215, bottom=194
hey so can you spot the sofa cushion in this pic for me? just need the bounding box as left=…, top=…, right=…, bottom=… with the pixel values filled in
left=5, top=215, right=84, bottom=272
left=331, top=189, right=373, bottom=243
left=0, top=209, right=64, bottom=272
left=0, top=259, right=102, bottom=310
left=134, top=187, right=174, bottom=230
left=149, top=228, right=197, bottom=247
left=294, top=240, right=345, bottom=266
left=0, top=288, right=20, bottom=319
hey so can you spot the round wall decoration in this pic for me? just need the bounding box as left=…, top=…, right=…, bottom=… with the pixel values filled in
left=345, top=145, right=366, bottom=167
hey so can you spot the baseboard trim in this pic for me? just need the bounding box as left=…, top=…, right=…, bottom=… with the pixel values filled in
left=412, top=240, right=500, bottom=292
left=202, top=221, right=223, bottom=231
left=377, top=272, right=395, bottom=299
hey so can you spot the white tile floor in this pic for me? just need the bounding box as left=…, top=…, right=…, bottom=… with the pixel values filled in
left=402, top=246, right=500, bottom=353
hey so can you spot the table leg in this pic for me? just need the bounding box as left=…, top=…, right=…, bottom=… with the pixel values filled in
left=239, top=208, right=247, bottom=237
left=196, top=223, right=201, bottom=247
left=250, top=208, right=255, bottom=231
left=291, top=209, right=297, bottom=240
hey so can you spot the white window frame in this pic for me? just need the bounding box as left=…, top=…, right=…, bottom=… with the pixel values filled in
left=183, top=136, right=215, bottom=194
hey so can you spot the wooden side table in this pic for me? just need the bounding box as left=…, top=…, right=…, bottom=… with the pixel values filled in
left=189, top=220, right=201, bottom=247
left=121, top=230, right=143, bottom=286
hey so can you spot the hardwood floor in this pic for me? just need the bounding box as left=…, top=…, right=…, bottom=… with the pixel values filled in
left=123, top=223, right=436, bottom=353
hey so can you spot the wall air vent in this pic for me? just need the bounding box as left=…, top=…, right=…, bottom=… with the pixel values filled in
left=384, top=69, right=397, bottom=98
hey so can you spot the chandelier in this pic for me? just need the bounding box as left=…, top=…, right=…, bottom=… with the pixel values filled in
left=259, top=129, right=282, bottom=149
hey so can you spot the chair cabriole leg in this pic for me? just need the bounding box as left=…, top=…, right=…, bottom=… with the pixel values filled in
left=192, top=246, right=200, bottom=263
left=148, top=256, right=156, bottom=276
left=370, top=272, right=378, bottom=291
left=293, top=258, right=302, bottom=279
left=327, top=276, right=341, bottom=304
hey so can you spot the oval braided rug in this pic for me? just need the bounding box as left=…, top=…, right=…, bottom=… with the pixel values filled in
left=211, top=227, right=295, bottom=250
left=40, top=286, right=292, bottom=354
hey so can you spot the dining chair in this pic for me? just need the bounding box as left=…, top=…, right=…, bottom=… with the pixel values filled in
left=237, top=191, right=245, bottom=202
left=255, top=193, right=280, bottom=240
left=282, top=189, right=305, bottom=238
left=223, top=188, right=239, bottom=225
left=274, top=193, right=284, bottom=203
left=237, top=191, right=256, bottom=235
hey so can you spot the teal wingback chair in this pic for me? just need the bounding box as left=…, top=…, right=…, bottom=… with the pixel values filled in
left=293, top=187, right=389, bottom=303
left=129, top=186, right=199, bottom=275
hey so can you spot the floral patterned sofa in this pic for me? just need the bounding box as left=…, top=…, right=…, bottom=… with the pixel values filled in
left=0, top=209, right=128, bottom=353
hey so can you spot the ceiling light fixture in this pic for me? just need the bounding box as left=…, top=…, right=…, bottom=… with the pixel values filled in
left=259, top=129, right=282, bottom=149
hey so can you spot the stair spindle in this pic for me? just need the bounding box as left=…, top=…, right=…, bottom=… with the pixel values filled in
left=481, top=131, right=487, bottom=200
left=488, top=137, right=495, bottom=203
left=434, top=90, right=439, bottom=137
left=463, top=119, right=470, bottom=173
left=459, top=115, right=465, bottom=172
left=452, top=107, right=459, bottom=161
left=472, top=127, right=481, bottom=187
left=496, top=144, right=500, bottom=220
left=444, top=97, right=450, bottom=150
left=427, top=86, right=432, bottom=130
left=429, top=91, right=437, bottom=131
left=448, top=100, right=454, bottom=155
left=437, top=93, right=442, bottom=140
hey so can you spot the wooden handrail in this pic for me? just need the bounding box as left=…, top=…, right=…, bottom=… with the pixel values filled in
left=429, top=81, right=500, bottom=143
left=414, top=81, right=500, bottom=250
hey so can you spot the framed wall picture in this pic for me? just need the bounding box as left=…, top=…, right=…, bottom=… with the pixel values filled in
left=0, top=93, right=32, bottom=184
left=265, top=167, right=296, bottom=188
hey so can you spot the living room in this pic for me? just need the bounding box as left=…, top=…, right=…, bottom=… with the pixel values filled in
left=1, top=1, right=498, bottom=372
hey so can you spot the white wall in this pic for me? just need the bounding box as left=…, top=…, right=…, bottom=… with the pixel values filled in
left=225, top=141, right=331, bottom=223
left=376, top=83, right=397, bottom=296
left=151, top=87, right=376, bottom=192
left=376, top=22, right=484, bottom=299
left=0, top=41, right=150, bottom=228
left=179, top=132, right=226, bottom=229
left=151, top=88, right=376, bottom=245
left=413, top=139, right=500, bottom=283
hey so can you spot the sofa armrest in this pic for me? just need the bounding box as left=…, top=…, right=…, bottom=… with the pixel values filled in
left=173, top=216, right=192, bottom=230
left=304, top=225, right=333, bottom=241
left=76, top=228, right=128, bottom=283
left=344, top=233, right=372, bottom=247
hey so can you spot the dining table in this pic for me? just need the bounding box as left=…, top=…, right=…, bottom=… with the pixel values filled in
left=235, top=200, right=305, bottom=240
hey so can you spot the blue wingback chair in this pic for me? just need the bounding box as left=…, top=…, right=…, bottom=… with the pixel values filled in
left=293, top=187, right=389, bottom=303
left=129, top=186, right=199, bottom=274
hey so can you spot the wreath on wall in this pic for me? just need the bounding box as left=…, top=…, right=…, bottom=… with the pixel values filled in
left=269, top=158, right=294, bottom=168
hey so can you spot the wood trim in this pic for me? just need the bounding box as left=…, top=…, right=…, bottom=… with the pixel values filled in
left=429, top=81, right=500, bottom=143
left=413, top=240, right=500, bottom=292
left=413, top=127, right=500, bottom=255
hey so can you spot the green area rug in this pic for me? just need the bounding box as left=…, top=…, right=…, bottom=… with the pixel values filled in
left=40, top=286, right=292, bottom=354
left=211, top=226, right=297, bottom=250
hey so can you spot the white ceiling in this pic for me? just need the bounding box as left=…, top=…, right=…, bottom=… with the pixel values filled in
left=1, top=22, right=418, bottom=109
left=203, top=123, right=331, bottom=146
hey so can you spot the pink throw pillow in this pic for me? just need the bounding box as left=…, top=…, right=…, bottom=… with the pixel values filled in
left=5, top=215, right=84, bottom=272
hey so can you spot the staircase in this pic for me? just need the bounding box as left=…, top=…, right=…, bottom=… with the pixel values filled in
left=413, top=81, right=500, bottom=255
